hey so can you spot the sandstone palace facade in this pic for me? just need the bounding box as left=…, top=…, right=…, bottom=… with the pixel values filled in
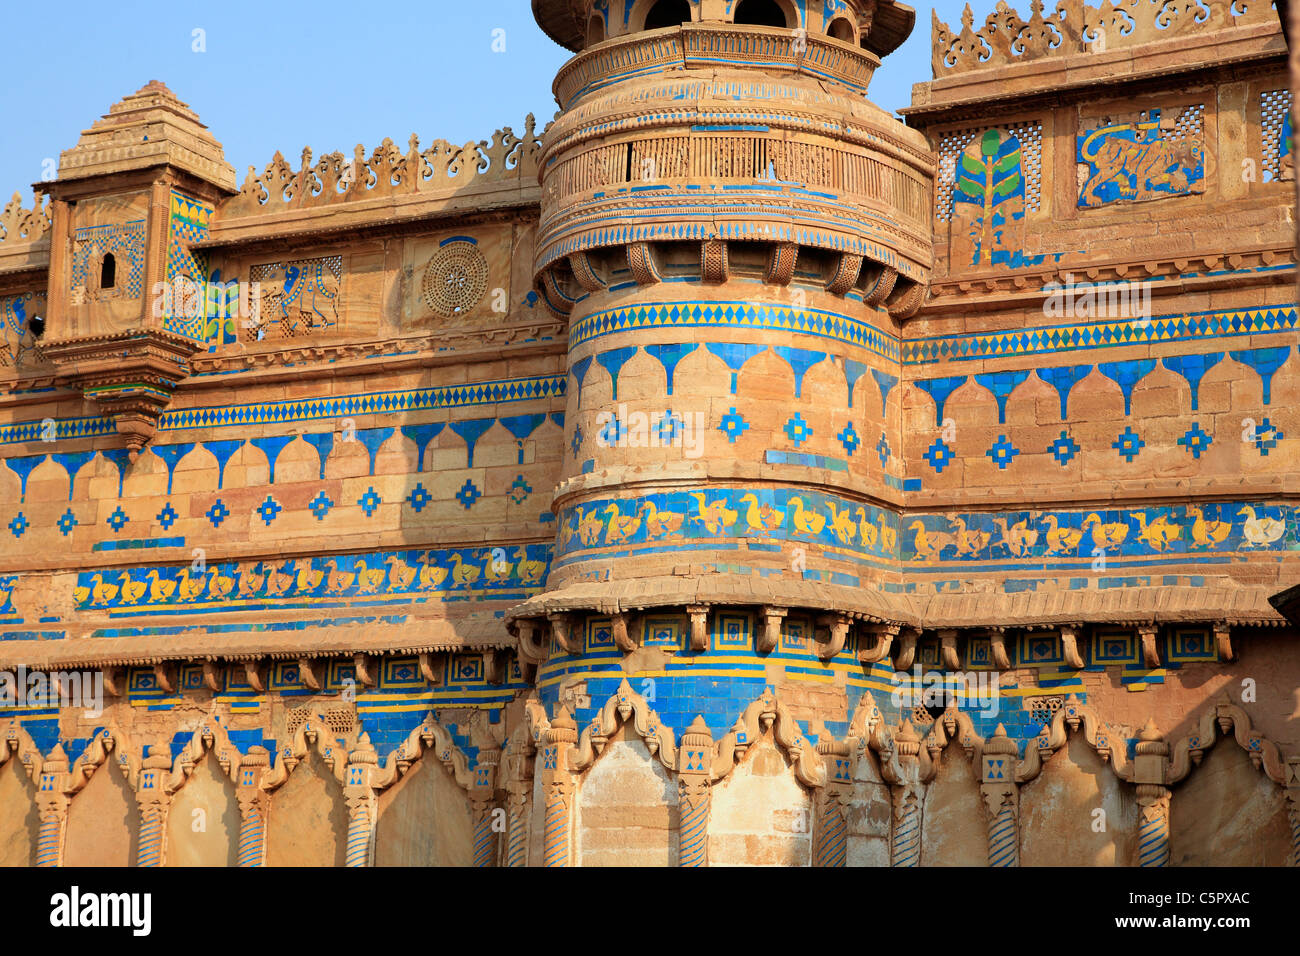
left=0, top=0, right=1296, bottom=867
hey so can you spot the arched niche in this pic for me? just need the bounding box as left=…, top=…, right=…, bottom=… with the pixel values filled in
left=374, top=754, right=474, bottom=867
left=1170, top=743, right=1291, bottom=866
left=827, top=16, right=856, bottom=42
left=65, top=759, right=139, bottom=867
left=733, top=0, right=793, bottom=28
left=709, top=738, right=812, bottom=866
left=165, top=752, right=239, bottom=867
left=635, top=0, right=693, bottom=32
left=920, top=744, right=987, bottom=866
left=0, top=757, right=38, bottom=866
left=844, top=744, right=891, bottom=867
left=1020, top=735, right=1137, bottom=866
left=577, top=730, right=677, bottom=866
left=265, top=751, right=347, bottom=867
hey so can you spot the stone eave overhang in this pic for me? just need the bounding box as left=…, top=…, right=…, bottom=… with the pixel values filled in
left=505, top=573, right=1289, bottom=630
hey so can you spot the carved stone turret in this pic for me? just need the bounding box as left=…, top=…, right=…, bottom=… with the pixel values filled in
left=37, top=81, right=237, bottom=459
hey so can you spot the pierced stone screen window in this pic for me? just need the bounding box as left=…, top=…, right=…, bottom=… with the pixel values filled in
left=1262, top=89, right=1294, bottom=183
left=286, top=705, right=356, bottom=738
left=935, top=122, right=1043, bottom=221
left=1028, top=695, right=1063, bottom=725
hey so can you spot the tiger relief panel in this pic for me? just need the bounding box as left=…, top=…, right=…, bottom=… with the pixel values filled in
left=1076, top=104, right=1207, bottom=208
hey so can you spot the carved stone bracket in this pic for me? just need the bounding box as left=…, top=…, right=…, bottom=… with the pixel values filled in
left=814, top=613, right=851, bottom=661
left=686, top=605, right=710, bottom=652
left=1139, top=625, right=1161, bottom=669
left=758, top=606, right=789, bottom=654
left=858, top=623, right=898, bottom=664
left=1059, top=624, right=1085, bottom=670
left=1214, top=622, right=1234, bottom=662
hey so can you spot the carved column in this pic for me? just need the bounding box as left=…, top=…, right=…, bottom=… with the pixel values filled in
left=1286, top=758, right=1300, bottom=867
left=814, top=736, right=852, bottom=867
left=980, top=725, right=1020, bottom=867
left=470, top=742, right=501, bottom=867
left=236, top=745, right=270, bottom=867
left=503, top=738, right=535, bottom=868
left=343, top=734, right=379, bottom=867
left=888, top=722, right=924, bottom=867
left=541, top=709, right=578, bottom=867
left=135, top=742, right=173, bottom=867
left=677, top=716, right=714, bottom=867
left=1133, top=719, right=1170, bottom=867
left=35, top=744, right=71, bottom=867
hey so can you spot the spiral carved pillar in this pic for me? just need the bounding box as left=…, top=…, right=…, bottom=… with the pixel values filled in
left=677, top=716, right=714, bottom=867
left=343, top=734, right=379, bottom=867
left=814, top=737, right=852, bottom=867
left=1133, top=719, right=1171, bottom=867
left=470, top=743, right=501, bottom=867
left=1286, top=758, right=1300, bottom=867
left=135, top=742, right=173, bottom=867
left=541, top=709, right=578, bottom=867
left=885, top=722, right=925, bottom=867
left=35, top=744, right=71, bottom=867
left=235, top=745, right=270, bottom=867
left=980, top=725, right=1020, bottom=867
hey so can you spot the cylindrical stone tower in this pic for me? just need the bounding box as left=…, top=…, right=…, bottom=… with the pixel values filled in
left=515, top=0, right=935, bottom=762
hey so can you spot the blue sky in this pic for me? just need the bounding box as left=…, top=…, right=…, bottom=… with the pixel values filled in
left=0, top=0, right=969, bottom=202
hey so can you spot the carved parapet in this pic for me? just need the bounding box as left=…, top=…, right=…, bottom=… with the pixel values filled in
left=220, top=116, right=542, bottom=221
left=931, top=0, right=1279, bottom=78
left=0, top=190, right=52, bottom=245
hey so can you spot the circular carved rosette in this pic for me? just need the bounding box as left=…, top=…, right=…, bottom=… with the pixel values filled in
left=422, top=240, right=489, bottom=318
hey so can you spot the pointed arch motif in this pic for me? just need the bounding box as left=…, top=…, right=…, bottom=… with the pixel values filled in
left=1168, top=694, right=1289, bottom=786
left=163, top=716, right=244, bottom=794
left=569, top=678, right=678, bottom=775
left=0, top=719, right=43, bottom=781
left=260, top=710, right=348, bottom=791
left=711, top=688, right=826, bottom=788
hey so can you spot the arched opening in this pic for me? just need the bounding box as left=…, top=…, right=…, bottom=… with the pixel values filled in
left=587, top=14, right=605, bottom=45
left=828, top=16, right=855, bottom=42
left=642, top=0, right=692, bottom=30
left=733, top=0, right=789, bottom=28
left=100, top=253, right=116, bottom=289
